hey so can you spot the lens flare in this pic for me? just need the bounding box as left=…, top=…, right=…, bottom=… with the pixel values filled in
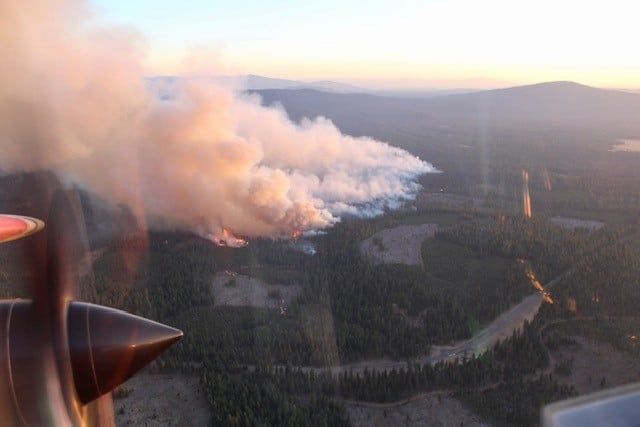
left=522, top=170, right=532, bottom=218
left=541, top=167, right=552, bottom=191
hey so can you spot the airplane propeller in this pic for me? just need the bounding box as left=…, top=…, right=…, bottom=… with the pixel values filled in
left=0, top=190, right=182, bottom=426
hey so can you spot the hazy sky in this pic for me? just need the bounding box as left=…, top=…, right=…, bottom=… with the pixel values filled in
left=91, top=0, right=640, bottom=88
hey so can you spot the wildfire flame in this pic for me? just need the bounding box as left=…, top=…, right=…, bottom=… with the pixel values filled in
left=291, top=229, right=302, bottom=241
left=209, top=227, right=248, bottom=248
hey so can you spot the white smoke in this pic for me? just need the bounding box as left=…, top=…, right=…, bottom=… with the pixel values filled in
left=0, top=0, right=437, bottom=240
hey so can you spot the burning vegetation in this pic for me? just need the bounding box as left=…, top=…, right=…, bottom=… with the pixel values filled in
left=519, top=259, right=554, bottom=304
left=208, top=227, right=248, bottom=248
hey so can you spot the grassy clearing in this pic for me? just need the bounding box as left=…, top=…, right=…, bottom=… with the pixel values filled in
left=421, top=237, right=476, bottom=282
left=421, top=236, right=528, bottom=325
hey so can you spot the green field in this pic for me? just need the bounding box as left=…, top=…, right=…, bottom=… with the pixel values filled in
left=421, top=237, right=476, bottom=282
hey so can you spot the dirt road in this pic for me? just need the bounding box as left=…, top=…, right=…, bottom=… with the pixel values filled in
left=428, top=270, right=571, bottom=362
left=274, top=270, right=571, bottom=377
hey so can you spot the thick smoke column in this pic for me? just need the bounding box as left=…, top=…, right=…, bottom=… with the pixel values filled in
left=0, top=0, right=437, bottom=241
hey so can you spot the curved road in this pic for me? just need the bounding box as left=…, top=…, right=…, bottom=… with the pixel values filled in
left=282, top=270, right=572, bottom=377
left=258, top=232, right=632, bottom=376
left=298, top=231, right=633, bottom=376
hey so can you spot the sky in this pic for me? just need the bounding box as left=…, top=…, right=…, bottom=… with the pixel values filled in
left=90, top=0, right=640, bottom=89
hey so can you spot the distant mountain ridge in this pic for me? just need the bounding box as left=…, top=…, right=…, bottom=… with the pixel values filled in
left=145, top=77, right=640, bottom=140
left=147, top=74, right=477, bottom=98
left=254, top=81, right=640, bottom=137
left=242, top=75, right=477, bottom=97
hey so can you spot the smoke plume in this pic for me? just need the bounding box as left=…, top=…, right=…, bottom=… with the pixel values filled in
left=0, top=0, right=436, bottom=241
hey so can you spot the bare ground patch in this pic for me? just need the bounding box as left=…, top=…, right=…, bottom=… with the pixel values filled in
left=346, top=392, right=489, bottom=427
left=114, top=374, right=210, bottom=426
left=361, top=224, right=437, bottom=266
left=212, top=272, right=301, bottom=310
left=550, top=337, right=640, bottom=395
